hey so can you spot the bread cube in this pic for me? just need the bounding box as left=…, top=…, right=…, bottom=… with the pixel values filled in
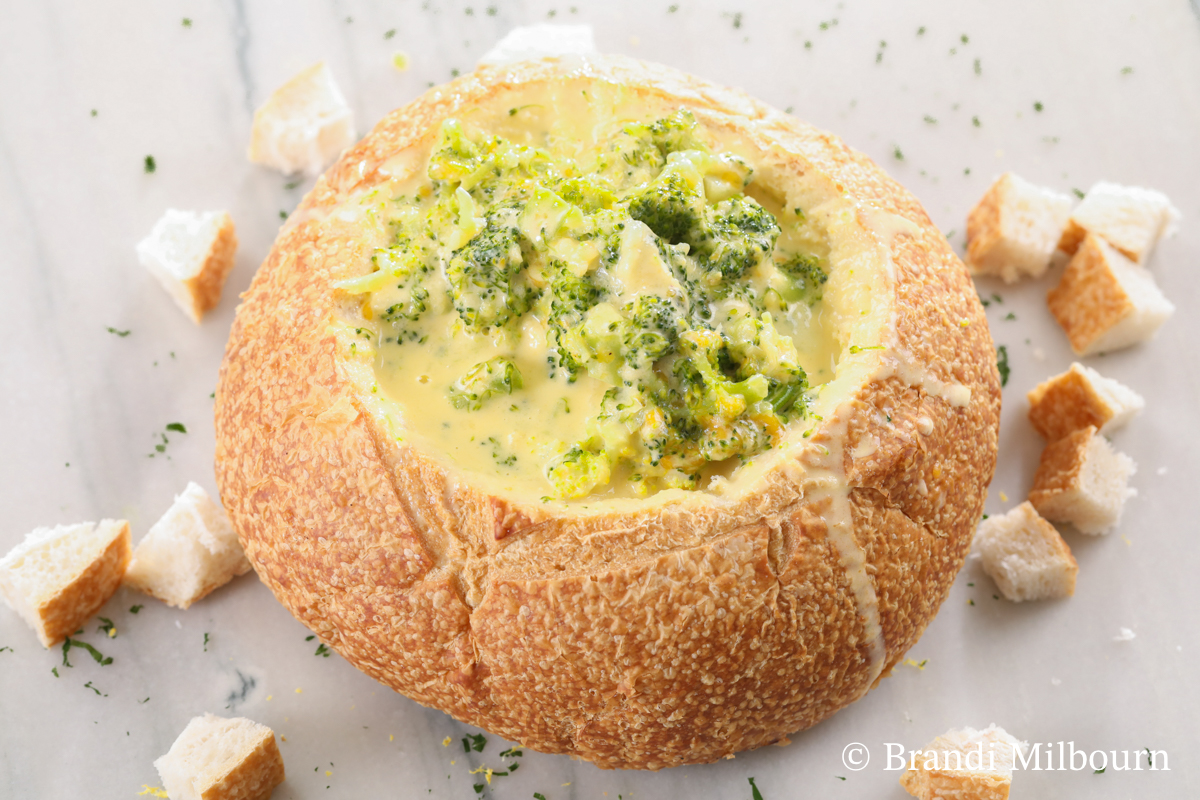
left=1029, top=426, right=1135, bottom=535
left=975, top=502, right=1077, bottom=602
left=1027, top=362, right=1144, bottom=441
left=137, top=210, right=237, bottom=324
left=1058, top=181, right=1180, bottom=263
left=900, top=724, right=1027, bottom=800
left=124, top=483, right=251, bottom=609
left=965, top=172, right=1073, bottom=283
left=155, top=714, right=285, bottom=800
left=478, top=24, right=597, bottom=67
left=1047, top=233, right=1174, bottom=355
left=248, top=61, right=355, bottom=177
left=0, top=520, right=131, bottom=647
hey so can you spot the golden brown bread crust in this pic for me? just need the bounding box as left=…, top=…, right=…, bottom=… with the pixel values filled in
left=214, top=56, right=1000, bottom=769
left=40, top=521, right=131, bottom=648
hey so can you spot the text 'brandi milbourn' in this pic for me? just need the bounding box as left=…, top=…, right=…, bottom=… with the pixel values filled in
left=884, top=742, right=1169, bottom=772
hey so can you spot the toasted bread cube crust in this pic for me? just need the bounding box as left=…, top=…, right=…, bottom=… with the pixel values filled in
left=1027, top=362, right=1144, bottom=441
left=155, top=714, right=285, bottom=800
left=248, top=61, right=355, bottom=177
left=137, top=210, right=238, bottom=324
left=975, top=502, right=1077, bottom=602
left=0, top=520, right=131, bottom=647
left=1057, top=181, right=1180, bottom=263
left=124, top=483, right=251, bottom=609
left=966, top=172, right=1072, bottom=284
left=1029, top=426, right=1135, bottom=535
left=1047, top=234, right=1174, bottom=355
left=900, top=724, right=1027, bottom=800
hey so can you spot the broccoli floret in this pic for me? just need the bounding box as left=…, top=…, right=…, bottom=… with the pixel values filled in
left=778, top=252, right=828, bottom=304
left=448, top=357, right=523, bottom=410
left=555, top=177, right=617, bottom=213
left=625, top=110, right=705, bottom=159
left=427, top=119, right=482, bottom=183
left=627, top=170, right=706, bottom=244
left=546, top=445, right=612, bottom=499
left=622, top=295, right=682, bottom=369
left=445, top=214, right=538, bottom=331
left=690, top=195, right=781, bottom=280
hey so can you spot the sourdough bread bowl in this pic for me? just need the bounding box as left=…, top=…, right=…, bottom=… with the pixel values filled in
left=214, top=55, right=1000, bottom=770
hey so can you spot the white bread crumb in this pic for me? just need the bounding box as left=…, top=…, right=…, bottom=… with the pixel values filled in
left=1027, top=362, right=1144, bottom=441
left=248, top=61, right=355, bottom=177
left=900, top=724, right=1027, bottom=800
left=0, top=520, right=131, bottom=647
left=1113, top=627, right=1136, bottom=642
left=1058, top=181, right=1180, bottom=263
left=975, top=502, right=1077, bottom=602
left=966, top=172, right=1073, bottom=283
left=155, top=714, right=285, bottom=800
left=478, top=25, right=597, bottom=67
left=137, top=210, right=237, bottom=324
left=1047, top=233, right=1174, bottom=355
left=124, top=483, right=250, bottom=609
left=1029, top=426, right=1136, bottom=535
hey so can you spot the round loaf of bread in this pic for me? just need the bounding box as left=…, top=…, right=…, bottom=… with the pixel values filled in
left=215, top=55, right=1000, bottom=770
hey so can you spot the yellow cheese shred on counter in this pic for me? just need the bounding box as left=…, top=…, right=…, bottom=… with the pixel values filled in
left=346, top=108, right=841, bottom=500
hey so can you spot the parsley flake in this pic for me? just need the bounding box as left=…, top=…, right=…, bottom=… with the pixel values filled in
left=749, top=777, right=765, bottom=800
left=315, top=643, right=331, bottom=657
left=106, top=327, right=131, bottom=337
left=182, top=18, right=192, bottom=27
left=130, top=604, right=143, bottom=614
left=996, top=345, right=1010, bottom=387
left=166, top=422, right=187, bottom=434
left=144, top=155, right=157, bottom=174
left=384, top=28, right=396, bottom=39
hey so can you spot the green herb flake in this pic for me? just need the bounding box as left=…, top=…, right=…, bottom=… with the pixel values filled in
left=52, top=667, right=60, bottom=677
left=923, top=114, right=937, bottom=124
left=1095, top=766, right=1106, bottom=774
left=749, top=777, right=765, bottom=800
left=848, top=345, right=885, bottom=354
left=0, top=646, right=11, bottom=653
left=182, top=17, right=192, bottom=27
left=893, top=144, right=904, bottom=160
left=90, top=109, right=98, bottom=117
left=917, top=26, right=926, bottom=35
left=961, top=33, right=969, bottom=44
left=106, top=327, right=131, bottom=337
left=384, top=28, right=396, bottom=39
left=1121, top=66, right=1133, bottom=75
left=971, top=116, right=981, bottom=128
left=1004, top=312, right=1016, bottom=321
left=1072, top=188, right=1086, bottom=199
left=973, top=58, right=981, bottom=75
left=97, top=618, right=116, bottom=638
left=668, top=3, right=678, bottom=11
left=534, top=794, right=547, bottom=800
left=62, top=637, right=113, bottom=667
left=84, top=680, right=107, bottom=696
left=487, top=5, right=498, bottom=15
left=306, top=634, right=316, bottom=641
left=166, top=422, right=187, bottom=434
left=144, top=155, right=157, bottom=174
left=996, top=345, right=1010, bottom=387
left=315, top=643, right=331, bottom=657
left=203, top=632, right=210, bottom=652
left=279, top=210, right=288, bottom=220
left=463, top=732, right=487, bottom=752
left=1034, top=101, right=1044, bottom=112
left=968, top=598, right=976, bottom=606
left=139, top=696, right=150, bottom=704
left=836, top=775, right=847, bottom=780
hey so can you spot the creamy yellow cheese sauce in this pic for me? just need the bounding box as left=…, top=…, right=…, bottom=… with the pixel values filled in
left=341, top=82, right=849, bottom=500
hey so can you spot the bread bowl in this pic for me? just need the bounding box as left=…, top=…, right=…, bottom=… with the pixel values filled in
left=214, top=55, right=1000, bottom=770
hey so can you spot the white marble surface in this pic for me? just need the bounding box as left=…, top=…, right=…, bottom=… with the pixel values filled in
left=2, top=1, right=1199, bottom=797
